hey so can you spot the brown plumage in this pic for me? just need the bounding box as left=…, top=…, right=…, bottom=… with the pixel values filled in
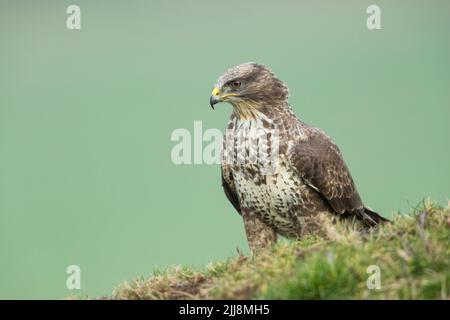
left=210, top=62, right=388, bottom=254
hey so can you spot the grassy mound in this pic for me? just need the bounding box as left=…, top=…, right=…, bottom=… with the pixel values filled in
left=109, top=201, right=450, bottom=300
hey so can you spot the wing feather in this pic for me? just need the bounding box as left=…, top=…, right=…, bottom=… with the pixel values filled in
left=221, top=165, right=241, bottom=215
left=288, top=128, right=388, bottom=225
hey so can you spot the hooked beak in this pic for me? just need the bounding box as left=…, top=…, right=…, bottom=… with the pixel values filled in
left=210, top=87, right=220, bottom=110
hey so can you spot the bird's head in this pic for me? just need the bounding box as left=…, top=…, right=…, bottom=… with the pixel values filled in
left=210, top=62, right=289, bottom=118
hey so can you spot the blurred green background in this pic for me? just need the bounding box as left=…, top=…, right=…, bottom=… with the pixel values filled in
left=0, top=0, right=449, bottom=299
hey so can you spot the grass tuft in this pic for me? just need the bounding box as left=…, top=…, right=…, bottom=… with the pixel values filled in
left=100, top=200, right=450, bottom=300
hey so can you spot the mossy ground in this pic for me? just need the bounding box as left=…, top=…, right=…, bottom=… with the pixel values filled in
left=100, top=200, right=450, bottom=300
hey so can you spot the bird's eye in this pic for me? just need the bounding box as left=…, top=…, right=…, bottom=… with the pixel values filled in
left=231, top=80, right=241, bottom=89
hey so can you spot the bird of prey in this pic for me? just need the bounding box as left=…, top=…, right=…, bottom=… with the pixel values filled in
left=210, top=62, right=388, bottom=253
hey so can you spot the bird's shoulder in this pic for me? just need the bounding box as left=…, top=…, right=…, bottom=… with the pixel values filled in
left=288, top=123, right=364, bottom=214
left=291, top=123, right=341, bottom=156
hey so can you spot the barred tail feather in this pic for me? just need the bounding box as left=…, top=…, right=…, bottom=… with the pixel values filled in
left=362, top=207, right=390, bottom=227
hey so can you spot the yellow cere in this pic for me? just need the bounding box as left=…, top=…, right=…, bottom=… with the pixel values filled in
left=211, top=87, right=220, bottom=96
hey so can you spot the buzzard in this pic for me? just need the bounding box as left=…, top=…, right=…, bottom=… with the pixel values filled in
left=210, top=62, right=388, bottom=253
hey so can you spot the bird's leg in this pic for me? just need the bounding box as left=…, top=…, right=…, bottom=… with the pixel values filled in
left=242, top=211, right=277, bottom=255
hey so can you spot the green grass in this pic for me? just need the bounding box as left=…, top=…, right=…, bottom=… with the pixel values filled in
left=101, top=200, right=450, bottom=300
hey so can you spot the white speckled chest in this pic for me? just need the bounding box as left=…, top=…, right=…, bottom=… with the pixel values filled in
left=224, top=113, right=310, bottom=235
